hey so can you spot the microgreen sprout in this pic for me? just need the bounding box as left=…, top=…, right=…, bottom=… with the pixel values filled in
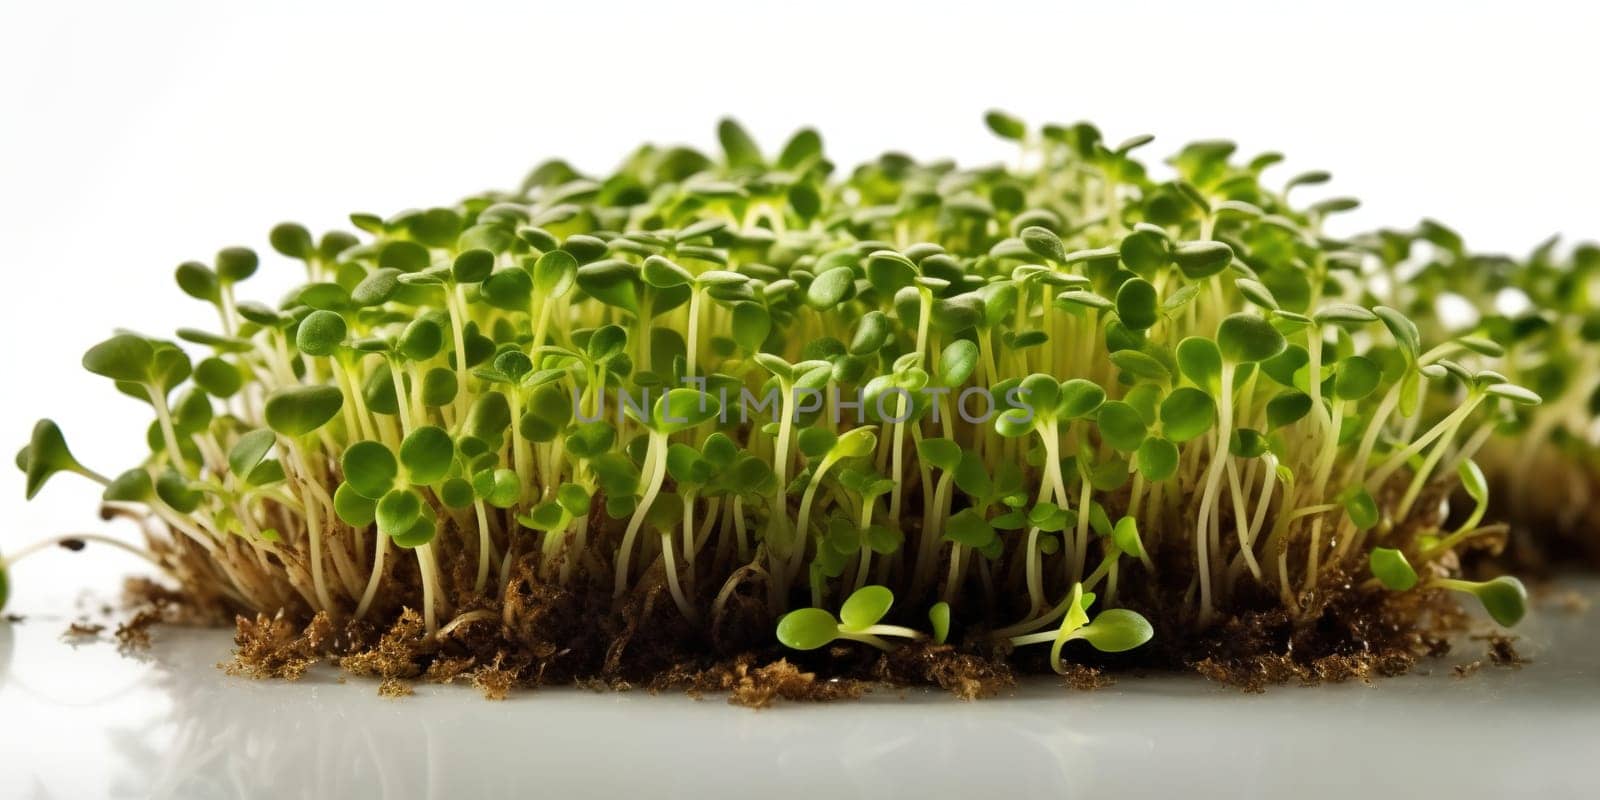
left=8, top=113, right=1554, bottom=692
left=1432, top=576, right=1529, bottom=628
left=775, top=585, right=928, bottom=651
left=1007, top=583, right=1154, bottom=674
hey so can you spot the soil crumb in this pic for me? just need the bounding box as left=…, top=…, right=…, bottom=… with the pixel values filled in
left=115, top=609, right=160, bottom=652
left=660, top=656, right=869, bottom=708
left=1484, top=634, right=1528, bottom=667
left=63, top=621, right=106, bottom=640
left=471, top=655, right=518, bottom=701
left=726, top=659, right=866, bottom=708
left=423, top=656, right=478, bottom=684
left=225, top=611, right=334, bottom=680
left=338, top=609, right=430, bottom=681
left=875, top=642, right=1018, bottom=700
left=1453, top=660, right=1483, bottom=679
left=378, top=678, right=414, bottom=698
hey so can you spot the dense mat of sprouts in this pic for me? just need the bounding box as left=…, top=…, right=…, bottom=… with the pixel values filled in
left=1360, top=224, right=1600, bottom=565
left=5, top=113, right=1538, bottom=683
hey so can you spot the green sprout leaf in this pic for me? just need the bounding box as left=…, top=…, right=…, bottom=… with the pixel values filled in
left=452, top=249, right=495, bottom=284
left=296, top=310, right=347, bottom=357
left=21, top=419, right=90, bottom=500
left=945, top=508, right=997, bottom=549
left=264, top=386, right=344, bottom=437
left=731, top=303, right=772, bottom=352
left=1097, top=401, right=1147, bottom=452
left=533, top=250, right=579, bottom=297
left=1334, top=356, right=1381, bottom=401
left=1112, top=516, right=1146, bottom=560
left=1120, top=228, right=1169, bottom=273
left=1370, top=547, right=1418, bottom=591
left=1136, top=437, right=1180, bottom=481
left=717, top=117, right=763, bottom=168
left=103, top=468, right=153, bottom=502
left=983, top=109, right=1027, bottom=141
left=1343, top=487, right=1380, bottom=530
left=215, top=246, right=259, bottom=282
left=1440, top=576, right=1529, bottom=628
left=334, top=482, right=378, bottom=527
left=1474, top=576, right=1529, bottom=627
left=643, top=255, right=694, bottom=289
left=1075, top=608, right=1155, bottom=652
left=929, top=601, right=951, bottom=644
left=1217, top=314, right=1287, bottom=363
left=376, top=487, right=424, bottom=536
left=228, top=429, right=277, bottom=480
left=156, top=469, right=202, bottom=513
left=391, top=512, right=438, bottom=549
left=343, top=441, right=398, bottom=499
left=1159, top=387, right=1216, bottom=443
left=839, top=585, right=894, bottom=631
left=917, top=438, right=962, bottom=473
left=175, top=261, right=220, bottom=303
left=1115, top=278, right=1159, bottom=330
left=1485, top=383, right=1541, bottom=406
left=1176, top=337, right=1222, bottom=391
left=866, top=251, right=918, bottom=294
left=1057, top=379, right=1106, bottom=420
left=269, top=223, right=314, bottom=261
left=82, top=334, right=155, bottom=383
left=806, top=265, right=856, bottom=309
left=399, top=426, right=454, bottom=485
left=399, top=318, right=444, bottom=361
left=1314, top=303, right=1378, bottom=326
left=775, top=607, right=840, bottom=651
left=1459, top=458, right=1488, bottom=506
left=1172, top=240, right=1233, bottom=279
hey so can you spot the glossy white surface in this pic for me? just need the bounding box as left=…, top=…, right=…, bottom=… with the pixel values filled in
left=2, top=580, right=1597, bottom=799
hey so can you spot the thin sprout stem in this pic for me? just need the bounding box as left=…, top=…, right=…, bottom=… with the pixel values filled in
left=1008, top=629, right=1060, bottom=647
left=434, top=609, right=497, bottom=640
left=661, top=531, right=699, bottom=622
left=0, top=533, right=164, bottom=571
left=685, top=288, right=702, bottom=378
left=285, top=437, right=335, bottom=612
left=354, top=528, right=388, bottom=619
left=417, top=542, right=441, bottom=635
left=1394, top=406, right=1473, bottom=521
left=1366, top=397, right=1481, bottom=492
left=445, top=284, right=471, bottom=422
left=615, top=432, right=667, bottom=597
left=146, top=384, right=188, bottom=475
left=835, top=630, right=893, bottom=651
left=855, top=623, right=925, bottom=640
left=473, top=500, right=492, bottom=595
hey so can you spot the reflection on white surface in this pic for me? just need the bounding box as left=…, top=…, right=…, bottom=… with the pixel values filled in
left=2, top=581, right=1598, bottom=799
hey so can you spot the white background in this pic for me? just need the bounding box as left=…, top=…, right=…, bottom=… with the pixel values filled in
left=2, top=0, right=1598, bottom=608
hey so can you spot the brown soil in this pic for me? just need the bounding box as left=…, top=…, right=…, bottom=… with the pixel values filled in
left=378, top=678, right=414, bottom=698
left=205, top=552, right=1475, bottom=705
left=1482, top=634, right=1527, bottom=667
left=97, top=471, right=1541, bottom=705
left=115, top=575, right=228, bottom=654
left=63, top=621, right=106, bottom=639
